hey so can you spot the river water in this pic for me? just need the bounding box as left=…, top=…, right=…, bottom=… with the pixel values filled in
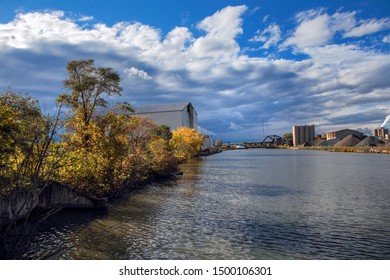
left=26, top=149, right=390, bottom=259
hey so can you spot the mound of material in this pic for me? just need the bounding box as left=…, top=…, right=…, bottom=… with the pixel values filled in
left=309, top=138, right=325, bottom=146
left=355, top=136, right=383, bottom=147
left=318, top=138, right=340, bottom=147
left=334, top=134, right=362, bottom=147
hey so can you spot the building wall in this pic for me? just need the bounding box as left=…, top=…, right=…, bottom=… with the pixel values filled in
left=203, top=134, right=213, bottom=149
left=326, top=129, right=364, bottom=140
left=292, top=125, right=315, bottom=146
left=373, top=128, right=388, bottom=139
left=181, top=104, right=198, bottom=129
left=136, top=103, right=198, bottom=131
left=138, top=111, right=183, bottom=130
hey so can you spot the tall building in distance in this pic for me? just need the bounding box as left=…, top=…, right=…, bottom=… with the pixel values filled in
left=373, top=127, right=389, bottom=140
left=292, top=125, right=315, bottom=146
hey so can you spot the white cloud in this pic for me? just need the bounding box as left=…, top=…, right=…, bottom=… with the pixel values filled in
left=189, top=5, right=247, bottom=59
left=343, top=18, right=390, bottom=37
left=249, top=6, right=260, bottom=16
left=250, top=23, right=281, bottom=49
left=79, top=15, right=94, bottom=22
left=329, top=11, right=357, bottom=33
left=1, top=6, right=390, bottom=142
left=384, top=35, right=390, bottom=43
left=284, top=13, right=332, bottom=48
left=124, top=67, right=152, bottom=80
left=295, top=8, right=326, bottom=23
left=229, top=122, right=243, bottom=130
left=0, top=11, right=81, bottom=48
left=299, top=43, right=390, bottom=96
left=284, top=9, right=389, bottom=49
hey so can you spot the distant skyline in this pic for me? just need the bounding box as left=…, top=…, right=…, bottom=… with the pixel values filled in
left=1, top=0, right=390, bottom=141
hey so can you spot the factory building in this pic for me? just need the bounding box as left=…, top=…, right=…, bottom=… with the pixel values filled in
left=325, top=129, right=364, bottom=141
left=292, top=125, right=315, bottom=146
left=373, top=128, right=389, bottom=140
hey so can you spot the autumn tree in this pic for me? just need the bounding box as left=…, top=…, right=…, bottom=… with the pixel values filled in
left=0, top=91, right=43, bottom=160
left=56, top=59, right=122, bottom=149
left=0, top=91, right=63, bottom=259
left=214, top=139, right=222, bottom=148
left=0, top=91, right=62, bottom=193
left=170, top=127, right=205, bottom=162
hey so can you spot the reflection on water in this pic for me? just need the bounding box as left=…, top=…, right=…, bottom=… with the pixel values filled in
left=27, top=149, right=390, bottom=259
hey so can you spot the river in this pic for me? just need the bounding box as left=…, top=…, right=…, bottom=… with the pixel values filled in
left=25, top=149, right=390, bottom=259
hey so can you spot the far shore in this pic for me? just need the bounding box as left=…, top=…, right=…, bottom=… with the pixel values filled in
left=291, top=145, right=390, bottom=154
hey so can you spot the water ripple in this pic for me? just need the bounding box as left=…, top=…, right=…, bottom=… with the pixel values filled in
left=24, top=149, right=390, bottom=259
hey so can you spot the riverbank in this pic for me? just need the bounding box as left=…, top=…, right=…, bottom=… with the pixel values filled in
left=293, top=145, right=390, bottom=154
left=20, top=148, right=390, bottom=260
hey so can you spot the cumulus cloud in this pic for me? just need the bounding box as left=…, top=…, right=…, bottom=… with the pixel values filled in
left=1, top=6, right=389, bottom=141
left=189, top=5, right=247, bottom=59
left=284, top=13, right=332, bottom=48
left=124, top=67, right=152, bottom=80
left=283, top=9, right=389, bottom=49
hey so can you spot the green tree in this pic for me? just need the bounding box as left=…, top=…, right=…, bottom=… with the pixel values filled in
left=57, top=59, right=122, bottom=127
left=282, top=132, right=293, bottom=146
left=153, top=124, right=172, bottom=141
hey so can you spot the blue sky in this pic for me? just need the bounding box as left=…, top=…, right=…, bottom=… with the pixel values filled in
left=1, top=0, right=390, bottom=142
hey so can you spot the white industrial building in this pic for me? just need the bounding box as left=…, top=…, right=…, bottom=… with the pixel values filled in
left=292, top=125, right=315, bottom=146
left=134, top=102, right=198, bottom=131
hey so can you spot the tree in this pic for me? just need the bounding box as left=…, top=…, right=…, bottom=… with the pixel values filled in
left=170, top=127, right=205, bottom=162
left=0, top=91, right=61, bottom=191
left=57, top=59, right=122, bottom=127
left=214, top=139, right=223, bottom=148
left=0, top=91, right=43, bottom=159
left=0, top=91, right=64, bottom=259
left=153, top=124, right=172, bottom=141
left=282, top=132, right=293, bottom=146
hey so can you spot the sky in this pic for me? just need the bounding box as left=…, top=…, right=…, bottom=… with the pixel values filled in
left=1, top=0, right=390, bottom=142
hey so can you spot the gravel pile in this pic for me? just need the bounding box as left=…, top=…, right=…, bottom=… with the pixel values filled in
left=355, top=136, right=383, bottom=147
left=334, top=134, right=362, bottom=147
left=318, top=138, right=340, bottom=147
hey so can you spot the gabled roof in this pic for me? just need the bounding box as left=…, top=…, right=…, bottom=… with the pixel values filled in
left=135, top=102, right=197, bottom=115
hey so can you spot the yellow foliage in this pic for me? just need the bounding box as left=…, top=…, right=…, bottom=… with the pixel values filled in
left=170, top=127, right=205, bottom=162
left=58, top=113, right=178, bottom=196
left=147, top=138, right=177, bottom=175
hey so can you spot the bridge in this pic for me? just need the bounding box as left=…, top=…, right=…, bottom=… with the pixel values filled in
left=258, top=135, right=284, bottom=148
left=228, top=135, right=286, bottom=149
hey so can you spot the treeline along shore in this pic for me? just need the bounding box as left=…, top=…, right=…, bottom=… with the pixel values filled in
left=0, top=59, right=205, bottom=259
